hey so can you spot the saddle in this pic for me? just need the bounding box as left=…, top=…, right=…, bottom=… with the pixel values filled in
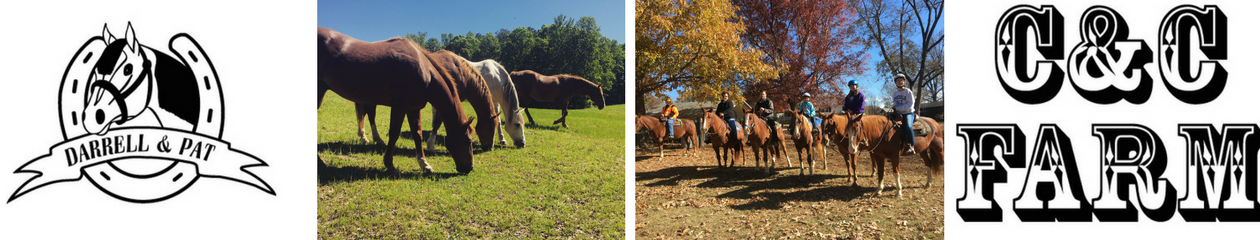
left=888, top=115, right=934, bottom=137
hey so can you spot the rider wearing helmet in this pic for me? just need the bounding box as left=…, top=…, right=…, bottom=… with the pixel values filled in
left=799, top=93, right=820, bottom=133
left=661, top=98, right=679, bottom=138
left=892, top=74, right=916, bottom=154
left=842, top=80, right=865, bottom=116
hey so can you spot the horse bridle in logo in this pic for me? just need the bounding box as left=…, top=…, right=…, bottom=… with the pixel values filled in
left=9, top=22, right=274, bottom=203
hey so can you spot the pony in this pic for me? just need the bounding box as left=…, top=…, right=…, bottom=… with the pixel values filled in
left=317, top=27, right=477, bottom=174
left=744, top=109, right=791, bottom=174
left=700, top=109, right=744, bottom=168
left=467, top=59, right=526, bottom=148
left=844, top=115, right=945, bottom=196
left=508, top=70, right=605, bottom=128
left=634, top=115, right=698, bottom=158
left=787, top=110, right=827, bottom=175
left=819, top=113, right=877, bottom=186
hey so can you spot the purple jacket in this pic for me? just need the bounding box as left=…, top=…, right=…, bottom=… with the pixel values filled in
left=843, top=92, right=865, bottom=114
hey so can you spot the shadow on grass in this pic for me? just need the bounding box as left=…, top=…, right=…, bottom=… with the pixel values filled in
left=317, top=164, right=464, bottom=186
left=637, top=164, right=899, bottom=210
left=525, top=123, right=564, bottom=131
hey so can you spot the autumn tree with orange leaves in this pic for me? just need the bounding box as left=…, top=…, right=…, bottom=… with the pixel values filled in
left=635, top=0, right=777, bottom=114
left=733, top=0, right=869, bottom=112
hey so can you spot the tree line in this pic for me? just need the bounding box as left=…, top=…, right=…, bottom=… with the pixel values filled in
left=405, top=15, right=626, bottom=109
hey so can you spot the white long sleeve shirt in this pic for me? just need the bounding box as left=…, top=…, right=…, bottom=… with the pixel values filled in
left=893, top=88, right=915, bottom=114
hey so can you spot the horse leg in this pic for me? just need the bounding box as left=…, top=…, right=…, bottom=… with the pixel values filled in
left=355, top=103, right=374, bottom=143
left=522, top=99, right=537, bottom=125
left=317, top=84, right=327, bottom=168
left=553, top=98, right=571, bottom=128
left=425, top=107, right=441, bottom=154
left=495, top=104, right=507, bottom=145
left=875, top=154, right=886, bottom=195
left=383, top=108, right=406, bottom=176
left=408, top=110, right=434, bottom=174
left=893, top=156, right=903, bottom=197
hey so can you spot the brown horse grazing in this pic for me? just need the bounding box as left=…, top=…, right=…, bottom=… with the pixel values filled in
left=844, top=115, right=945, bottom=196
left=317, top=27, right=476, bottom=174
left=350, top=50, right=500, bottom=152
left=700, top=109, right=745, bottom=168
left=508, top=70, right=605, bottom=128
left=635, top=115, right=698, bottom=158
left=819, top=113, right=877, bottom=186
left=787, top=111, right=827, bottom=175
left=744, top=110, right=791, bottom=174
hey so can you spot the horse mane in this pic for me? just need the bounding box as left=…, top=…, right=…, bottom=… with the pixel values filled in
left=557, top=74, right=599, bottom=90
left=434, top=51, right=493, bottom=110
left=415, top=45, right=464, bottom=114
left=484, top=60, right=521, bottom=110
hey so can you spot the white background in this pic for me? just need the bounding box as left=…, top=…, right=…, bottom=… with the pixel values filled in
left=947, top=0, right=1260, bottom=238
left=0, top=0, right=315, bottom=238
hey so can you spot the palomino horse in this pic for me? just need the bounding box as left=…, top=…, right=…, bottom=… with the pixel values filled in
left=634, top=115, right=698, bottom=158
left=700, top=109, right=744, bottom=168
left=744, top=110, right=790, bottom=174
left=844, top=115, right=944, bottom=196
left=351, top=50, right=498, bottom=152
left=468, top=59, right=526, bottom=148
left=508, top=70, right=605, bottom=128
left=318, top=27, right=476, bottom=174
left=787, top=111, right=827, bottom=175
left=819, top=113, right=877, bottom=185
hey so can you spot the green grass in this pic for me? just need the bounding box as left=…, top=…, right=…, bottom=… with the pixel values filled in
left=318, top=92, right=625, bottom=239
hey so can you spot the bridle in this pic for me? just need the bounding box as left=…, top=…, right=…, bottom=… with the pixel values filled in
left=88, top=54, right=152, bottom=125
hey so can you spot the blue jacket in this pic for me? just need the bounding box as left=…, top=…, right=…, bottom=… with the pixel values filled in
left=799, top=101, right=816, bottom=117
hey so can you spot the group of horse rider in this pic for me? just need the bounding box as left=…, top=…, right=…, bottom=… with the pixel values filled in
left=658, top=74, right=918, bottom=154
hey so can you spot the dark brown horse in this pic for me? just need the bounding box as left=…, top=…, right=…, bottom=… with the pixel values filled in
left=787, top=110, right=827, bottom=175
left=351, top=50, right=500, bottom=152
left=844, top=115, right=944, bottom=196
left=744, top=110, right=790, bottom=174
left=819, top=113, right=876, bottom=186
left=508, top=70, right=605, bottom=128
left=635, top=115, right=698, bottom=158
left=700, top=109, right=745, bottom=168
left=317, top=27, right=476, bottom=174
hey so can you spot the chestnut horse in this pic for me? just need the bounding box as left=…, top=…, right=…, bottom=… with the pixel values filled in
left=819, top=113, right=877, bottom=186
left=744, top=110, right=790, bottom=174
left=787, top=110, right=827, bottom=175
left=700, top=109, right=744, bottom=168
left=844, top=115, right=944, bottom=196
left=634, top=115, right=698, bottom=158
left=508, top=70, right=605, bottom=128
left=317, top=27, right=476, bottom=174
left=352, top=50, right=499, bottom=152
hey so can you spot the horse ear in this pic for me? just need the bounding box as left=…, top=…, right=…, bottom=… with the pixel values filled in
left=464, top=116, right=476, bottom=126
left=124, top=22, right=138, bottom=52
left=102, top=23, right=115, bottom=43
left=490, top=111, right=501, bottom=119
left=516, top=109, right=525, bottom=114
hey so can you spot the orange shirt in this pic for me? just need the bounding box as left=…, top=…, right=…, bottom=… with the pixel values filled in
left=661, top=105, right=678, bottom=119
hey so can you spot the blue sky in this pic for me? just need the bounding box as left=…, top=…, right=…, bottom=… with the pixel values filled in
left=318, top=0, right=626, bottom=43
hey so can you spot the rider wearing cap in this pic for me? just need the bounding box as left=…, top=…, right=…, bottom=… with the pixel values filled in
left=754, top=90, right=775, bottom=128
left=892, top=74, right=917, bottom=154
left=799, top=93, right=820, bottom=133
left=661, top=98, right=679, bottom=138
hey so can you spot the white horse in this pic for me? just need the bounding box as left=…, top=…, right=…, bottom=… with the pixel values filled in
left=422, top=59, right=527, bottom=150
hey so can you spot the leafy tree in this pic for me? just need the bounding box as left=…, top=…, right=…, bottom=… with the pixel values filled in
left=850, top=0, right=943, bottom=113
left=636, top=0, right=776, bottom=114
left=734, top=0, right=869, bottom=110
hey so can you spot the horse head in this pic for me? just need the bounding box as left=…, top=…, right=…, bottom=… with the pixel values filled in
left=83, top=23, right=152, bottom=135
left=447, top=116, right=477, bottom=174
left=788, top=110, right=808, bottom=140
left=505, top=108, right=526, bottom=147
left=844, top=113, right=865, bottom=154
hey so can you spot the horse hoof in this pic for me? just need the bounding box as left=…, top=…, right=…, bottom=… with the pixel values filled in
left=386, top=168, right=401, bottom=177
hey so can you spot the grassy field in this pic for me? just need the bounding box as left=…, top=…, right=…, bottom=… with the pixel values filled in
left=635, top=139, right=944, bottom=239
left=318, top=92, right=625, bottom=239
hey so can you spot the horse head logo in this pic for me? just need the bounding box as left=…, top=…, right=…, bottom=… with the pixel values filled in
left=83, top=23, right=152, bottom=135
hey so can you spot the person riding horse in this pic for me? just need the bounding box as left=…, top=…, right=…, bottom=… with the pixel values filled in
left=715, top=92, right=739, bottom=138
left=892, top=74, right=917, bottom=154
left=660, top=98, right=679, bottom=139
left=799, top=93, right=821, bottom=135
left=843, top=80, right=865, bottom=116
left=754, top=91, right=775, bottom=129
